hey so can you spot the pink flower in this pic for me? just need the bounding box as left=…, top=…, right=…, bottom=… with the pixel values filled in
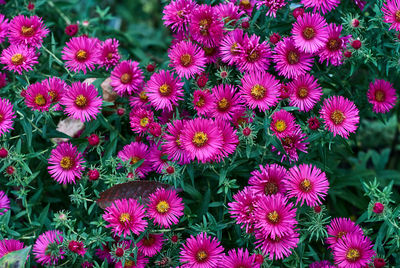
left=333, top=233, right=375, bottom=268
left=68, top=240, right=86, bottom=256
left=33, top=230, right=64, bottom=266
left=237, top=33, right=272, bottom=73
left=149, top=144, right=168, bottom=173
left=60, top=81, right=102, bottom=122
left=129, top=107, right=154, bottom=135
left=0, top=44, right=38, bottom=74
left=220, top=248, right=259, bottom=268
left=61, top=36, right=100, bottom=74
left=98, top=38, right=120, bottom=70
left=189, top=4, right=224, bottom=46
left=382, top=0, right=400, bottom=31
left=129, top=90, right=150, bottom=109
left=25, top=82, right=52, bottom=112
left=162, top=0, right=197, bottom=32
left=326, top=218, right=364, bottom=248
left=8, top=15, right=49, bottom=48
left=367, top=79, right=398, bottom=113
left=193, top=89, right=213, bottom=116
left=179, top=232, right=224, bottom=268
left=319, top=95, right=359, bottom=139
left=110, top=60, right=144, bottom=96
left=115, top=252, right=149, bottom=268
left=275, top=127, right=309, bottom=163
left=162, top=119, right=191, bottom=164
left=249, top=164, right=287, bottom=196
left=0, top=98, right=16, bottom=137
left=318, top=23, right=351, bottom=66
left=48, top=142, right=85, bottom=184
left=270, top=109, right=298, bottom=139
left=254, top=229, right=299, bottom=260
left=220, top=29, right=245, bottom=66
left=228, top=187, right=258, bottom=232
left=288, top=73, right=323, bottom=112
left=300, top=0, right=340, bottom=14
left=0, top=239, right=25, bottom=258
left=211, top=84, right=242, bottom=121
left=118, top=141, right=151, bottom=178
left=214, top=119, right=239, bottom=162
left=255, top=0, right=289, bottom=17
left=0, top=191, right=10, bottom=216
left=42, top=77, right=67, bottom=110
left=168, top=40, right=207, bottom=79
left=137, top=233, right=164, bottom=257
left=147, top=188, right=185, bottom=228
left=103, top=198, right=147, bottom=238
left=0, top=14, right=8, bottom=44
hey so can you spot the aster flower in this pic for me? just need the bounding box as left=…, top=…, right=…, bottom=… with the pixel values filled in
left=220, top=248, right=259, bottom=268
left=129, top=90, right=150, bottom=109
left=301, top=0, right=340, bottom=14
left=319, top=95, right=359, bottom=139
left=214, top=119, right=239, bottom=161
left=237, top=33, right=272, bottom=73
left=237, top=0, right=255, bottom=15
left=180, top=117, right=223, bottom=163
left=285, top=164, right=329, bottom=207
left=249, top=164, right=287, bottom=196
left=232, top=107, right=253, bottom=127
left=0, top=191, right=10, bottom=216
left=137, top=233, right=164, bottom=257
left=48, top=142, right=85, bottom=184
left=202, top=45, right=220, bottom=64
left=270, top=110, right=298, bottom=139
left=288, top=73, right=323, bottom=112
left=189, top=4, right=224, bottom=46
left=33, top=230, right=64, bottom=266
left=68, top=240, right=86, bottom=256
left=162, top=0, right=197, bottom=32
left=292, top=13, right=328, bottom=53
left=255, top=0, right=288, bottom=17
left=275, top=127, right=309, bottom=163
left=8, top=15, right=49, bottom=47
left=382, top=0, right=400, bottom=31
left=253, top=194, right=297, bottom=239
left=61, top=81, right=102, bottom=122
left=326, top=218, right=364, bottom=248
left=216, top=2, right=245, bottom=26
left=42, top=77, right=67, bottom=111
left=0, top=44, right=38, bottom=74
left=162, top=119, right=191, bottom=164
left=211, top=84, right=242, bottom=121
left=310, top=260, right=335, bottom=268
left=367, top=79, right=398, bottom=113
left=149, top=144, right=169, bottom=174
left=169, top=41, right=207, bottom=79
left=193, top=89, right=213, bottom=116
left=0, top=239, right=25, bottom=258
left=255, top=229, right=300, bottom=260
left=98, top=38, right=121, bottom=70
left=0, top=72, right=6, bottom=89
left=118, top=142, right=151, bottom=178
left=180, top=232, right=224, bottom=268
left=318, top=23, right=351, bottom=66
left=240, top=72, right=280, bottom=111
left=129, top=107, right=154, bottom=135
left=146, top=70, right=184, bottom=111
left=25, top=82, right=52, bottom=112
left=228, top=187, right=258, bottom=232
left=0, top=98, right=16, bottom=137
left=115, top=252, right=149, bottom=268
left=147, top=188, right=184, bottom=228
left=61, top=36, right=100, bottom=74
left=103, top=198, right=147, bottom=238
left=333, top=233, right=375, bottom=268
left=95, top=243, right=113, bottom=263
left=110, top=60, right=144, bottom=96
left=273, top=37, right=313, bottom=79
left=220, top=29, right=245, bottom=65
left=0, top=14, right=8, bottom=44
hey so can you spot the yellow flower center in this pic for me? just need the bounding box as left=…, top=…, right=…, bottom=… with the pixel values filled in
left=0, top=114, right=3, bottom=123
left=287, top=51, right=299, bottom=64
left=34, top=94, right=46, bottom=106
left=49, top=91, right=57, bottom=101
left=119, top=213, right=131, bottom=223
left=300, top=179, right=312, bottom=192
left=375, top=90, right=385, bottom=102
left=75, top=94, right=87, bottom=108
left=267, top=210, right=279, bottom=223
left=327, top=38, right=341, bottom=51
left=139, top=91, right=148, bottom=101
left=240, top=0, right=251, bottom=8
left=337, top=231, right=347, bottom=240
left=192, top=131, right=208, bottom=147
left=180, top=54, right=192, bottom=67
left=203, top=46, right=215, bottom=56
left=142, top=235, right=156, bottom=246
left=264, top=182, right=278, bottom=195
left=76, top=50, right=88, bottom=62
left=346, top=248, right=361, bottom=262
left=21, top=26, right=35, bottom=37
left=106, top=52, right=113, bottom=60
left=60, top=156, right=74, bottom=170
left=156, top=200, right=170, bottom=213
left=195, top=96, right=205, bottom=107
left=159, top=83, right=171, bottom=96
left=130, top=156, right=141, bottom=165
left=302, top=27, right=316, bottom=40
left=247, top=50, right=259, bottom=62
left=120, top=73, right=132, bottom=84
left=199, top=19, right=210, bottom=36
left=230, top=42, right=239, bottom=55
left=330, top=110, right=345, bottom=125
left=217, top=97, right=230, bottom=111
left=251, top=84, right=266, bottom=100
left=196, top=250, right=208, bottom=262
left=11, top=53, right=24, bottom=66
left=275, top=120, right=287, bottom=133
left=140, top=117, right=149, bottom=127
left=396, top=10, right=400, bottom=22
left=298, top=87, right=308, bottom=99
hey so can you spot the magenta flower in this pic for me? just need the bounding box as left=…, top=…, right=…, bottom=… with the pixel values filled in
left=0, top=191, right=10, bottom=216
left=320, top=95, right=359, bottom=139
left=240, top=72, right=280, bottom=111
left=254, top=229, right=300, bottom=260
left=0, top=98, right=16, bottom=137
left=168, top=40, right=207, bottom=79
left=42, top=77, right=67, bottom=111
left=255, top=0, right=289, bottom=17
left=270, top=109, right=298, bottom=139
left=249, top=164, right=287, bottom=196
left=61, top=81, right=102, bottom=122
left=0, top=44, right=38, bottom=74
left=0, top=239, right=25, bottom=258
left=228, top=186, right=258, bottom=232
left=367, top=79, right=397, bottom=113
left=273, top=37, right=313, bottom=79
left=179, top=232, right=224, bottom=268
left=318, top=23, right=351, bottom=66
left=129, top=90, right=150, bottom=109
left=0, top=14, right=8, bottom=44
left=310, top=260, right=335, bottom=268
left=288, top=73, right=323, bottom=112
left=98, top=38, right=121, bottom=70
left=137, top=233, right=164, bottom=257
left=162, top=0, right=197, bottom=32
left=220, top=29, right=245, bottom=66
left=8, top=15, right=49, bottom=47
left=211, top=84, right=242, bottom=121
left=162, top=119, right=191, bottom=164
left=33, top=230, right=64, bottom=266
left=214, top=119, right=239, bottom=162
left=216, top=2, right=244, bottom=25
left=129, top=107, right=154, bottom=135
left=237, top=33, right=272, bottom=73
left=115, top=252, right=149, bottom=268
left=220, top=248, right=259, bottom=268
left=202, top=44, right=220, bottom=64
left=300, top=0, right=340, bottom=14
left=103, top=198, right=147, bottom=238
left=61, top=36, right=100, bottom=74
left=25, top=82, right=52, bottom=112
left=382, top=0, right=400, bottom=31
left=326, top=218, right=364, bottom=248
left=110, top=60, right=144, bottom=96
left=149, top=144, right=168, bottom=174
left=117, top=141, right=151, bottom=178
left=68, top=240, right=86, bottom=256
left=146, top=70, right=184, bottom=111
left=189, top=4, right=224, bottom=46
left=193, top=89, right=214, bottom=116
left=275, top=127, right=309, bottom=163
left=48, top=142, right=85, bottom=184
left=333, top=233, right=375, bottom=268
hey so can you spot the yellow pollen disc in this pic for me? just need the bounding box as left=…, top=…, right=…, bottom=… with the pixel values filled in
left=106, top=52, right=113, bottom=60
left=60, top=156, right=74, bottom=170
left=34, top=94, right=46, bottom=106
left=298, top=87, right=308, bottom=99
left=275, top=120, right=287, bottom=133
left=75, top=94, right=87, bottom=108
left=230, top=42, right=239, bottom=55
left=76, top=49, right=88, bottom=61
left=337, top=231, right=347, bottom=240
left=328, top=38, right=340, bottom=51
left=265, top=182, right=278, bottom=195
left=251, top=84, right=266, bottom=100
left=49, top=91, right=57, bottom=101
left=267, top=210, right=279, bottom=223
left=346, top=248, right=361, bottom=262
left=375, top=90, right=385, bottom=102
left=125, top=260, right=134, bottom=267
left=142, top=236, right=155, bottom=246
left=139, top=91, right=148, bottom=101
left=140, top=117, right=149, bottom=127
left=247, top=50, right=259, bottom=62
left=199, top=19, right=210, bottom=36
left=192, top=131, right=208, bottom=147
left=120, top=73, right=132, bottom=84
left=300, top=179, right=312, bottom=192
left=159, top=83, right=172, bottom=96
left=11, top=53, right=24, bottom=66
left=396, top=10, right=400, bottom=22
left=196, top=250, right=208, bottom=261
left=240, top=0, right=251, bottom=8
left=330, top=110, right=345, bottom=125
left=203, top=46, right=215, bottom=56
left=119, top=213, right=131, bottom=223
left=156, top=200, right=170, bottom=213
left=177, top=10, right=184, bottom=19
left=218, top=97, right=230, bottom=111
left=282, top=137, right=293, bottom=147
left=303, top=27, right=316, bottom=40
left=130, top=156, right=141, bottom=165
left=176, top=137, right=181, bottom=146
left=21, top=26, right=35, bottom=37
left=180, top=54, right=192, bottom=67
left=0, top=114, right=3, bottom=122
left=195, top=96, right=205, bottom=107
left=287, top=51, right=299, bottom=64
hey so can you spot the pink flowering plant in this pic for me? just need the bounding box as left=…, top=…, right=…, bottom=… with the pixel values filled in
left=0, top=0, right=399, bottom=267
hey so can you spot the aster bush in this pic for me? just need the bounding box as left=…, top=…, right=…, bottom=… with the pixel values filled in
left=0, top=0, right=399, bottom=267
